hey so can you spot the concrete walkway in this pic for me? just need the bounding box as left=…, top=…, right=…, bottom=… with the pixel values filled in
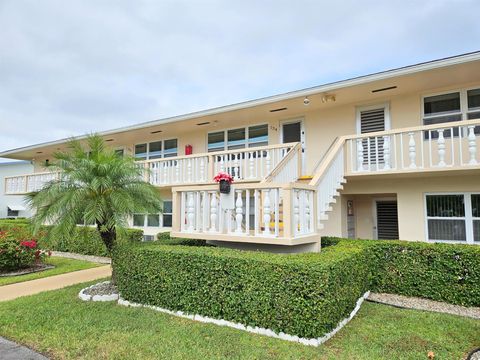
left=0, top=265, right=111, bottom=302
left=0, top=337, right=49, bottom=359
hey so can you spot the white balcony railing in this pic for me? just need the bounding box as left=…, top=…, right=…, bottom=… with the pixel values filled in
left=141, top=142, right=298, bottom=186
left=4, top=172, right=59, bottom=195
left=171, top=183, right=316, bottom=245
left=345, top=119, right=480, bottom=174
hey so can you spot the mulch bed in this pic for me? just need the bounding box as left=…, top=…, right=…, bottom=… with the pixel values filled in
left=0, top=264, right=55, bottom=277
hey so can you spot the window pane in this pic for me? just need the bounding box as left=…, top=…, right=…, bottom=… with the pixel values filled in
left=163, top=214, right=172, bottom=227
left=208, top=131, right=225, bottom=152
left=424, top=92, right=460, bottom=116
left=135, top=144, right=147, bottom=160
left=147, top=214, right=160, bottom=227
left=474, top=220, right=480, bottom=242
left=114, top=149, right=124, bottom=157
left=472, top=194, right=480, bottom=217
left=164, top=139, right=178, bottom=157
left=248, top=124, right=268, bottom=146
left=468, top=88, right=480, bottom=110
left=428, top=219, right=466, bottom=241
left=133, top=214, right=145, bottom=227
left=163, top=200, right=172, bottom=214
left=149, top=141, right=163, bottom=159
left=282, top=122, right=301, bottom=143
left=228, top=128, right=246, bottom=150
left=426, top=195, right=465, bottom=217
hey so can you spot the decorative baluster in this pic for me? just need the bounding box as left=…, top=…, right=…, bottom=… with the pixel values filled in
left=249, top=152, right=255, bottom=179
left=357, top=139, right=364, bottom=171
left=175, top=160, right=180, bottom=183
left=234, top=154, right=240, bottom=179
left=219, top=155, right=225, bottom=172
left=468, top=125, right=477, bottom=165
left=187, top=192, right=195, bottom=231
left=199, top=157, right=205, bottom=181
left=305, top=191, right=311, bottom=233
left=209, top=192, right=217, bottom=232
left=163, top=162, right=168, bottom=184
left=293, top=190, right=299, bottom=236
left=383, top=135, right=391, bottom=170
left=263, top=189, right=271, bottom=235
left=408, top=132, right=416, bottom=169
left=437, top=129, right=446, bottom=167
left=265, top=151, right=271, bottom=174
left=187, top=159, right=192, bottom=182
left=235, top=190, right=243, bottom=233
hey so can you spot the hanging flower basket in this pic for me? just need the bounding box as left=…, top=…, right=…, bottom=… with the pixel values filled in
left=214, top=172, right=234, bottom=194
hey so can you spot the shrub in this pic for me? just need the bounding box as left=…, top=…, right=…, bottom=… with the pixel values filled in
left=156, top=232, right=211, bottom=247
left=0, top=220, right=143, bottom=257
left=114, top=241, right=373, bottom=339
left=0, top=230, right=50, bottom=271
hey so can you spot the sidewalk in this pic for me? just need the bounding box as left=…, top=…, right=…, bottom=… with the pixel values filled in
left=0, top=265, right=111, bottom=302
left=0, top=337, right=49, bottom=360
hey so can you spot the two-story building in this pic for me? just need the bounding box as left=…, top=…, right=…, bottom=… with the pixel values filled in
left=2, top=51, right=480, bottom=252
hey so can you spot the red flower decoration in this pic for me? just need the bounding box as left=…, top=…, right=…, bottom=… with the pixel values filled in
left=213, top=172, right=234, bottom=184
left=20, top=240, right=37, bottom=249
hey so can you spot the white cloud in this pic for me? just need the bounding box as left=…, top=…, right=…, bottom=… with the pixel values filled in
left=0, top=0, right=479, bottom=157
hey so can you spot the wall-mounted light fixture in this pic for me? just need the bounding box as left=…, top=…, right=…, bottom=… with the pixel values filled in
left=322, top=94, right=336, bottom=103
left=303, top=97, right=310, bottom=106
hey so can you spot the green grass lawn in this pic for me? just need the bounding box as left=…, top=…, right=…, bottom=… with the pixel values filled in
left=0, top=257, right=100, bottom=286
left=0, top=281, right=478, bottom=359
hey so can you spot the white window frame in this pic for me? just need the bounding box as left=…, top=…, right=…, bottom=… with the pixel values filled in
left=132, top=200, right=173, bottom=229
left=355, top=103, right=391, bottom=135
left=206, top=123, right=269, bottom=152
left=424, top=192, right=479, bottom=244
left=421, top=85, right=480, bottom=123
left=134, top=138, right=178, bottom=160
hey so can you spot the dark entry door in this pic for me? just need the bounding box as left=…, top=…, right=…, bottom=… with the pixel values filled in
left=376, top=200, right=399, bottom=240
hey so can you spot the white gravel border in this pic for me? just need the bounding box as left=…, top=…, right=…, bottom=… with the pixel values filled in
left=78, top=281, right=119, bottom=302
left=118, top=291, right=370, bottom=347
left=52, top=251, right=111, bottom=264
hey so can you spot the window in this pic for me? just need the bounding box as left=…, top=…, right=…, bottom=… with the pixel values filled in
left=7, top=207, right=19, bottom=218
left=208, top=124, right=268, bottom=152
left=135, top=139, right=178, bottom=160
left=114, top=149, right=125, bottom=157
left=162, top=201, right=173, bottom=227
left=132, top=200, right=173, bottom=228
left=425, top=193, right=480, bottom=243
left=423, top=88, right=480, bottom=137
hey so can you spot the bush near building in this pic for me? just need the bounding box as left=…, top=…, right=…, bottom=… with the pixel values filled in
left=114, top=238, right=480, bottom=340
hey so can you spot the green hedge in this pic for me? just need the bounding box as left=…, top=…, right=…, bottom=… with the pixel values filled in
left=156, top=231, right=211, bottom=247
left=114, top=237, right=480, bottom=339
left=114, top=241, right=373, bottom=339
left=0, top=221, right=143, bottom=257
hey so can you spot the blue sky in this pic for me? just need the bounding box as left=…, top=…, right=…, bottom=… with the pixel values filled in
left=0, top=0, right=479, bottom=157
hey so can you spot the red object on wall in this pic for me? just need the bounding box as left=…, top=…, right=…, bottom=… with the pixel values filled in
left=185, top=144, right=193, bottom=155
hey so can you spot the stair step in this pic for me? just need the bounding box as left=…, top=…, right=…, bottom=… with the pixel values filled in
left=318, top=223, right=325, bottom=230
left=298, top=175, right=313, bottom=180
left=319, top=214, right=329, bottom=221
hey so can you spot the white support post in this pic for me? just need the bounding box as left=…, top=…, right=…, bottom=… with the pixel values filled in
left=187, top=159, right=192, bottom=182
left=305, top=191, right=311, bottom=233
left=263, top=189, right=271, bottom=236
left=408, top=132, right=417, bottom=169
left=437, top=129, right=446, bottom=167
left=468, top=125, right=477, bottom=165
left=200, top=157, right=205, bottom=181
left=265, top=151, right=271, bottom=175
left=235, top=190, right=243, bottom=233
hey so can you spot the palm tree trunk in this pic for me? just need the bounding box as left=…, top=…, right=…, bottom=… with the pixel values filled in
left=97, top=223, right=117, bottom=284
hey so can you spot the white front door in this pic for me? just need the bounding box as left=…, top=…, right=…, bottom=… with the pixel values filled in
left=280, top=119, right=306, bottom=174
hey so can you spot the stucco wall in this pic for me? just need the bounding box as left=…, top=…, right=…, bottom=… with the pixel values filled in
left=0, top=161, right=33, bottom=218
left=322, top=173, right=480, bottom=241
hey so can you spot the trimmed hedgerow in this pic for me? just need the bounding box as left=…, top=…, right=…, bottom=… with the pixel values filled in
left=324, top=237, right=480, bottom=307
left=0, top=221, right=143, bottom=257
left=114, top=237, right=480, bottom=339
left=114, top=241, right=373, bottom=339
left=156, top=231, right=211, bottom=247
